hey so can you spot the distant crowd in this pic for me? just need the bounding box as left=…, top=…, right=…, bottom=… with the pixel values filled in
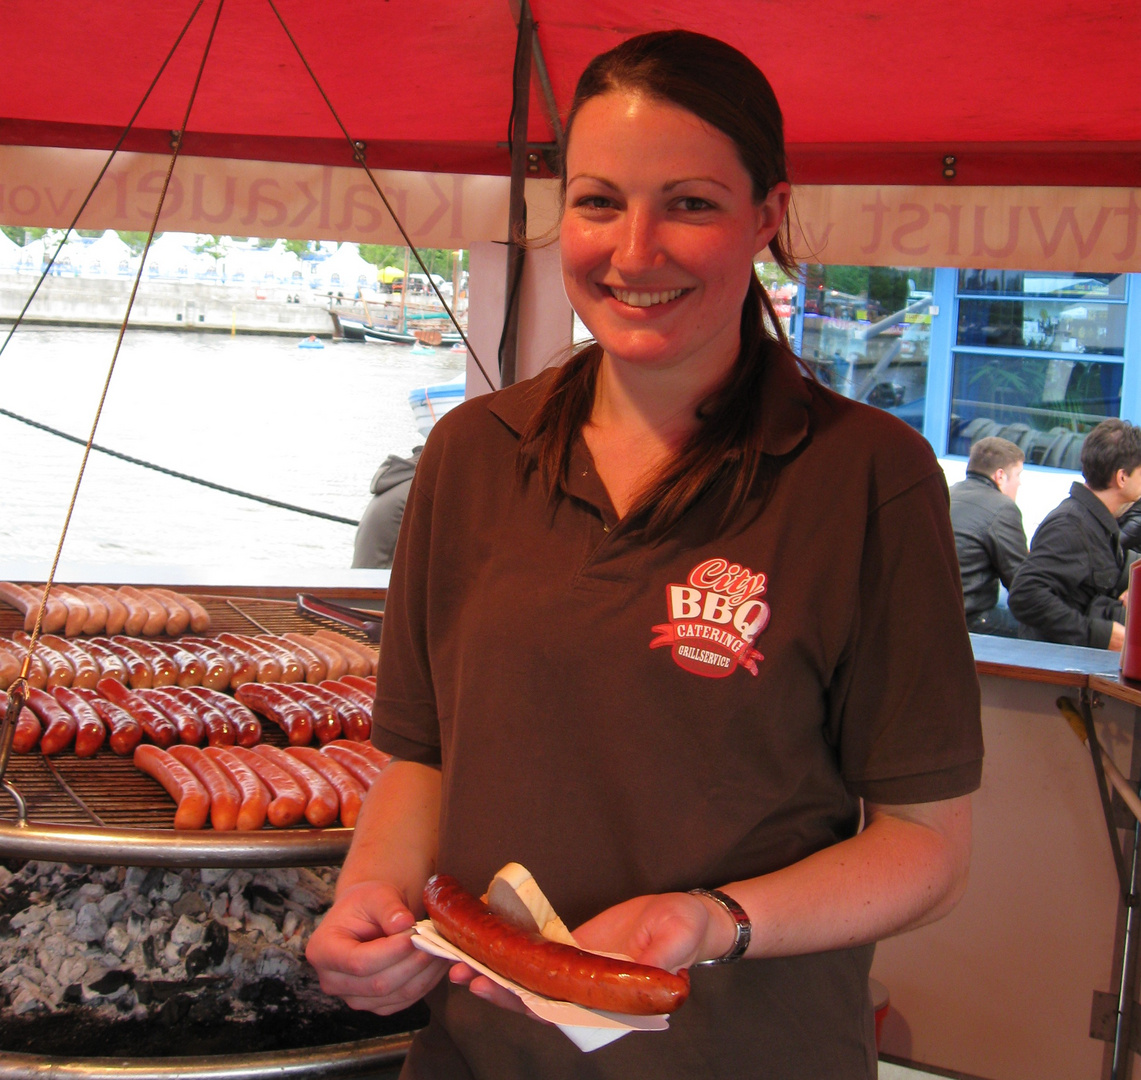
left=951, top=418, right=1141, bottom=651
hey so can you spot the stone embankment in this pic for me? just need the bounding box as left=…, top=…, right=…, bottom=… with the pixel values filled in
left=0, top=273, right=333, bottom=336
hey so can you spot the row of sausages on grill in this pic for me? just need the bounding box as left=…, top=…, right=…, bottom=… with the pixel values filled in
left=0, top=581, right=211, bottom=637
left=0, top=628, right=378, bottom=694
left=0, top=676, right=378, bottom=757
left=134, top=740, right=390, bottom=829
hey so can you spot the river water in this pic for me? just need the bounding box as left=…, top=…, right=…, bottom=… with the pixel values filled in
left=0, top=325, right=465, bottom=578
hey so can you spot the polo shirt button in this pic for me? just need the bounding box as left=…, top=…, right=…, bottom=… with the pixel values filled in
left=603, top=525, right=610, bottom=533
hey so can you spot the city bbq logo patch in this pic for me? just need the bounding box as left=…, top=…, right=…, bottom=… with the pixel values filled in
left=649, top=557, right=770, bottom=678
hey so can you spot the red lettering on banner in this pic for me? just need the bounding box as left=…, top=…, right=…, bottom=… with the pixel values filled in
left=107, top=171, right=129, bottom=220
left=241, top=179, right=286, bottom=228
left=1028, top=205, right=1113, bottom=259
left=890, top=203, right=929, bottom=255
left=336, top=184, right=385, bottom=233
left=860, top=190, right=890, bottom=253
left=972, top=205, right=1020, bottom=258
left=801, top=220, right=834, bottom=259
left=1114, top=193, right=1140, bottom=261
left=289, top=178, right=319, bottom=227
left=414, top=174, right=451, bottom=237
left=932, top=203, right=963, bottom=256
left=8, top=185, right=40, bottom=216
left=450, top=175, right=464, bottom=239
left=138, top=171, right=182, bottom=219
left=191, top=174, right=237, bottom=224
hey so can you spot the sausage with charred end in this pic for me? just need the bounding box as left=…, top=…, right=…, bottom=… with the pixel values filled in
left=422, top=874, right=691, bottom=1016
left=320, top=742, right=383, bottom=789
left=151, top=588, right=210, bottom=634
left=284, top=745, right=365, bottom=827
left=202, top=746, right=270, bottom=830
left=133, top=745, right=210, bottom=829
left=252, top=743, right=339, bottom=827
left=80, top=586, right=129, bottom=636
left=53, top=686, right=107, bottom=757
left=96, top=676, right=179, bottom=747
left=26, top=686, right=77, bottom=755
left=184, top=686, right=262, bottom=747
left=167, top=744, right=240, bottom=831
left=234, top=683, right=313, bottom=745
left=4, top=688, right=43, bottom=754
left=76, top=691, right=143, bottom=755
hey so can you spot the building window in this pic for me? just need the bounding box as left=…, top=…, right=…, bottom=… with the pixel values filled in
left=947, top=272, right=1129, bottom=468
left=798, top=265, right=933, bottom=433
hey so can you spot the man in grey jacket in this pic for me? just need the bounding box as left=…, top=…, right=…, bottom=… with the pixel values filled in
left=1009, top=419, right=1141, bottom=650
left=949, top=437, right=1028, bottom=637
left=351, top=447, right=422, bottom=569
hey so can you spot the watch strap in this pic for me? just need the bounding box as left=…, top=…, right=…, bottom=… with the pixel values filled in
left=689, top=887, right=752, bottom=965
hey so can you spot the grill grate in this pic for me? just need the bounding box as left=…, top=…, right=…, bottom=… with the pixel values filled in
left=0, top=585, right=382, bottom=834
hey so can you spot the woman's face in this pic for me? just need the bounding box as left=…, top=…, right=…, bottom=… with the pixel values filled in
left=561, top=90, right=789, bottom=380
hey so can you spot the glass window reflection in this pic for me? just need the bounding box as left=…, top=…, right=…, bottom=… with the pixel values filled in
left=799, top=265, right=933, bottom=433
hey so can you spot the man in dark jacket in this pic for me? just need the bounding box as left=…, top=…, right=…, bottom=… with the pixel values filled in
left=949, top=437, right=1028, bottom=636
left=351, top=447, right=422, bottom=569
left=1009, top=419, right=1141, bottom=650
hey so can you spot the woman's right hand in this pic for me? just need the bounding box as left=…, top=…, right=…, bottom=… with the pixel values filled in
left=306, top=879, right=448, bottom=1015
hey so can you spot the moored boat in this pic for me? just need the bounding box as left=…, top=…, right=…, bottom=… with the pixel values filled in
left=408, top=374, right=465, bottom=436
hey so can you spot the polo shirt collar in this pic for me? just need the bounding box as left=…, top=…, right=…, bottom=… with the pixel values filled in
left=486, top=346, right=812, bottom=458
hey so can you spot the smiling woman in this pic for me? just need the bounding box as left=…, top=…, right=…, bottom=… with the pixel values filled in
left=306, top=30, right=983, bottom=1080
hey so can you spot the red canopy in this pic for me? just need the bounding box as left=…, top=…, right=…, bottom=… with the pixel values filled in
left=1, top=0, right=1138, bottom=186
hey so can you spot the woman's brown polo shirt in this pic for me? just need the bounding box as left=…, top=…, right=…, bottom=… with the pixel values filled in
left=372, top=349, right=983, bottom=1080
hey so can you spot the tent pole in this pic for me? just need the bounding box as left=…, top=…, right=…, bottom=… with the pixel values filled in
left=499, top=0, right=533, bottom=388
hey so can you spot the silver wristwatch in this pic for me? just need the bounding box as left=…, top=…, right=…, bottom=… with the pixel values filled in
left=689, top=888, right=752, bottom=965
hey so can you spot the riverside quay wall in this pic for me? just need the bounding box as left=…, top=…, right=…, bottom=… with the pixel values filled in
left=0, top=274, right=332, bottom=336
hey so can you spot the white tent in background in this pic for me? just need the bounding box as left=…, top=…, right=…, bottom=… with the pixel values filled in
left=0, top=230, right=22, bottom=270
left=81, top=230, right=136, bottom=277
left=312, top=242, right=376, bottom=292
left=14, top=237, right=46, bottom=273
left=142, top=232, right=196, bottom=280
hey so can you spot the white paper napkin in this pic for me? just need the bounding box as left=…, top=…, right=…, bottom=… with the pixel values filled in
left=412, top=919, right=671, bottom=1052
